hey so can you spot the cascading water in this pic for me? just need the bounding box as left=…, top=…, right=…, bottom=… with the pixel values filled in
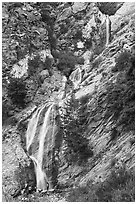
left=25, top=67, right=83, bottom=192
left=37, top=105, right=53, bottom=167
left=26, top=104, right=55, bottom=191
left=69, top=67, right=82, bottom=89
left=30, top=155, right=49, bottom=191
left=106, top=14, right=111, bottom=46
left=26, top=105, right=45, bottom=152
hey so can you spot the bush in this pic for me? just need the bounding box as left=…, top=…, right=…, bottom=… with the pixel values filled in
left=13, top=160, right=36, bottom=198
left=73, top=29, right=83, bottom=41
left=28, top=54, right=53, bottom=83
left=67, top=167, right=135, bottom=202
left=99, top=51, right=135, bottom=134
left=60, top=23, right=68, bottom=34
left=61, top=94, right=93, bottom=164
left=84, top=38, right=93, bottom=49
left=28, top=55, right=41, bottom=77
left=57, top=52, right=77, bottom=77
left=76, top=56, right=84, bottom=65
left=7, top=78, right=27, bottom=108
left=28, top=54, right=53, bottom=77
left=2, top=98, right=13, bottom=125
left=112, top=51, right=134, bottom=72
left=57, top=51, right=85, bottom=78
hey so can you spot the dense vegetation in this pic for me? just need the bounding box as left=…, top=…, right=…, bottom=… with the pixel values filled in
left=61, top=94, right=93, bottom=164
left=57, top=51, right=84, bottom=78
left=2, top=3, right=56, bottom=120
left=7, top=78, right=27, bottom=108
left=2, top=2, right=84, bottom=117
left=67, top=166, right=135, bottom=202
left=104, top=51, right=135, bottom=134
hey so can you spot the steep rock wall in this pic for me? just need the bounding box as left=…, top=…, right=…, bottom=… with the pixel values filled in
left=56, top=2, right=135, bottom=188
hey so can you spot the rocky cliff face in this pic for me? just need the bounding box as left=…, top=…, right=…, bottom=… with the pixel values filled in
left=2, top=2, right=135, bottom=202
left=54, top=1, right=135, bottom=188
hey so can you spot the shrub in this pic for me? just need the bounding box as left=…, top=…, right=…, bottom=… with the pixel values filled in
left=60, top=23, right=68, bottom=34
left=67, top=167, right=135, bottom=202
left=28, top=54, right=53, bottom=82
left=84, top=38, right=93, bottom=49
left=7, top=78, right=27, bottom=108
left=28, top=55, right=41, bottom=77
left=61, top=94, right=93, bottom=164
left=99, top=51, right=135, bottom=134
left=76, top=56, right=84, bottom=65
left=13, top=160, right=36, bottom=198
left=91, top=55, right=103, bottom=69
left=57, top=52, right=83, bottom=78
left=112, top=51, right=134, bottom=72
left=73, top=29, right=83, bottom=41
left=2, top=97, right=13, bottom=125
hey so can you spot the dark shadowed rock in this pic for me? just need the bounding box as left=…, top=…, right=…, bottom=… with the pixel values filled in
left=97, top=2, right=123, bottom=16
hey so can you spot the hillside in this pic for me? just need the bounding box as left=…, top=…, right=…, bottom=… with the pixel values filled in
left=2, top=2, right=135, bottom=202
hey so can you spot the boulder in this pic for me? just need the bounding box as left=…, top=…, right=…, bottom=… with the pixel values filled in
left=8, top=110, right=15, bottom=117
left=77, top=41, right=84, bottom=49
left=110, top=2, right=135, bottom=33
left=72, top=2, right=88, bottom=14
left=11, top=56, right=29, bottom=79
left=39, top=49, right=54, bottom=64
left=57, top=7, right=72, bottom=22
left=39, top=70, right=49, bottom=82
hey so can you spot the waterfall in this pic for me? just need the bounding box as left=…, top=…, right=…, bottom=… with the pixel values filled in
left=30, top=155, right=48, bottom=191
left=106, top=15, right=111, bottom=46
left=26, top=105, right=45, bottom=152
left=25, top=69, right=79, bottom=192
left=69, top=67, right=82, bottom=89
left=26, top=104, right=56, bottom=191
left=37, top=104, right=53, bottom=169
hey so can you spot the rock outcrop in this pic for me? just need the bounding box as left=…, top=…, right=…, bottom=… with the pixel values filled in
left=2, top=126, right=36, bottom=201
left=55, top=1, right=135, bottom=189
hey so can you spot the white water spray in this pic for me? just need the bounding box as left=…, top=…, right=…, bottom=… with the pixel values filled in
left=106, top=14, right=111, bottom=46
left=26, top=105, right=45, bottom=152
left=37, top=104, right=54, bottom=167
left=69, top=67, right=82, bottom=89
left=30, top=155, right=48, bottom=191
left=26, top=104, right=55, bottom=191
